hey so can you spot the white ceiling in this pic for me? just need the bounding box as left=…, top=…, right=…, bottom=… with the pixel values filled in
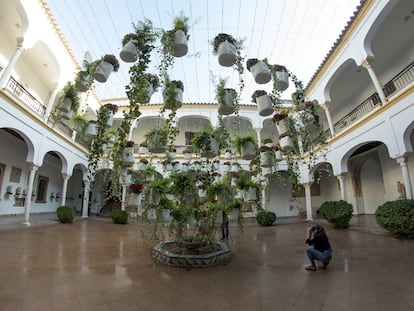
left=45, top=0, right=361, bottom=104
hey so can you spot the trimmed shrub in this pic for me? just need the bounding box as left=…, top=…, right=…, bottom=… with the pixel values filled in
left=319, top=200, right=353, bottom=229
left=56, top=205, right=75, bottom=223
left=256, top=210, right=277, bottom=226
left=111, top=209, right=128, bottom=224
left=375, top=199, right=414, bottom=238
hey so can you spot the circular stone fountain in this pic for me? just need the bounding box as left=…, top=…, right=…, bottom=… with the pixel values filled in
left=152, top=240, right=231, bottom=268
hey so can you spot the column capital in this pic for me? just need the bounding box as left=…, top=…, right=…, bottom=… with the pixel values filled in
left=395, top=156, right=408, bottom=165
left=361, top=58, right=373, bottom=69
left=321, top=101, right=331, bottom=110
left=62, top=173, right=72, bottom=179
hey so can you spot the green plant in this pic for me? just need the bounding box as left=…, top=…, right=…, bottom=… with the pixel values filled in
left=234, top=134, right=257, bottom=156
left=75, top=52, right=100, bottom=91
left=256, top=210, right=277, bottom=226
left=56, top=206, right=75, bottom=223
left=375, top=199, right=414, bottom=238
left=60, top=81, right=80, bottom=112
left=212, top=33, right=237, bottom=54
left=246, top=58, right=260, bottom=71
left=73, top=114, right=89, bottom=135
left=111, top=209, right=128, bottom=224
left=319, top=200, right=353, bottom=229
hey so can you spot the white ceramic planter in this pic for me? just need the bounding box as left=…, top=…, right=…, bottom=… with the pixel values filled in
left=260, top=151, right=271, bottom=167
left=162, top=209, right=171, bottom=222
left=250, top=60, right=271, bottom=84
left=241, top=141, right=257, bottom=160
left=217, top=40, right=237, bottom=67
left=276, top=118, right=290, bottom=138
left=85, top=122, right=97, bottom=136
left=280, top=135, right=294, bottom=152
left=120, top=40, right=138, bottom=63
left=262, top=166, right=274, bottom=177
left=184, top=152, right=192, bottom=161
left=94, top=61, right=114, bottom=83
left=275, top=150, right=284, bottom=161
left=274, top=71, right=289, bottom=91
left=106, top=110, right=114, bottom=127
left=61, top=110, right=73, bottom=120
left=198, top=189, right=206, bottom=198
left=256, top=94, right=274, bottom=116
left=182, top=163, right=189, bottom=172
left=122, top=146, right=135, bottom=164
left=59, top=97, right=72, bottom=113
left=139, top=146, right=148, bottom=154
left=236, top=189, right=244, bottom=200
left=163, top=88, right=183, bottom=110
left=138, top=162, right=147, bottom=171
left=218, top=90, right=236, bottom=115
left=246, top=187, right=257, bottom=201
left=173, top=30, right=188, bottom=57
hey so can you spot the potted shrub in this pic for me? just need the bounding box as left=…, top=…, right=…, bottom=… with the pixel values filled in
left=212, top=33, right=238, bottom=67
left=102, top=103, right=118, bottom=127
left=163, top=78, right=184, bottom=110
left=120, top=33, right=139, bottom=63
left=319, top=200, right=353, bottom=229
left=246, top=58, right=271, bottom=84
left=145, top=127, right=169, bottom=153
left=375, top=199, right=414, bottom=238
left=73, top=114, right=89, bottom=135
left=251, top=90, right=273, bottom=116
left=94, top=54, right=120, bottom=83
left=256, top=210, right=277, bottom=226
left=111, top=209, right=128, bottom=224
left=58, top=82, right=80, bottom=120
left=215, top=78, right=237, bottom=115
left=273, top=109, right=290, bottom=137
left=234, top=134, right=258, bottom=160
left=56, top=205, right=75, bottom=223
left=85, top=120, right=98, bottom=137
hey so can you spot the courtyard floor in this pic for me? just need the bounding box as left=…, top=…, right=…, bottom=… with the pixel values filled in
left=0, top=214, right=413, bottom=311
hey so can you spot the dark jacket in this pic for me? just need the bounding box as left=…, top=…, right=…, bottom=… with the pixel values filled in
left=306, top=235, right=331, bottom=252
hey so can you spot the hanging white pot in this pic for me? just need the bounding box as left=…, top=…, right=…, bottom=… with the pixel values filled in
left=274, top=71, right=289, bottom=92
left=280, top=135, right=294, bottom=152
left=275, top=150, right=284, bottom=161
left=262, top=167, right=273, bottom=177
left=173, top=30, right=188, bottom=57
left=241, top=141, right=257, bottom=160
left=85, top=122, right=97, bottom=136
left=260, top=151, right=271, bottom=167
left=231, top=164, right=239, bottom=173
left=162, top=209, right=171, bottom=222
left=122, top=146, right=135, bottom=164
left=198, top=188, right=206, bottom=198
left=182, top=162, right=189, bottom=172
left=94, top=61, right=114, bottom=83
left=120, top=40, right=138, bottom=63
left=215, top=210, right=223, bottom=224
left=236, top=189, right=244, bottom=200
left=59, top=97, right=72, bottom=113
left=106, top=110, right=114, bottom=127
left=217, top=40, right=237, bottom=67
left=147, top=133, right=166, bottom=153
left=139, top=146, right=148, bottom=154
left=76, top=72, right=90, bottom=92
left=138, top=161, right=147, bottom=171
left=147, top=208, right=157, bottom=220
left=202, top=137, right=219, bottom=158
left=276, top=118, right=290, bottom=138
left=184, top=152, right=192, bottom=161
left=173, top=162, right=181, bottom=171
left=223, top=163, right=231, bottom=172
left=163, top=88, right=183, bottom=110
left=246, top=187, right=257, bottom=202
left=218, top=89, right=236, bottom=115
left=129, top=193, right=141, bottom=206
left=250, top=60, right=271, bottom=84
left=256, top=94, right=274, bottom=117
left=138, top=84, right=154, bottom=104
left=61, top=110, right=73, bottom=120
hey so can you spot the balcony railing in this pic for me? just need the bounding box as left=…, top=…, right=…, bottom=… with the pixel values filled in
left=333, top=61, right=414, bottom=134
left=5, top=76, right=46, bottom=117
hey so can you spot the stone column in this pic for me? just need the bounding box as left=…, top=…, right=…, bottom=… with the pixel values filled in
left=81, top=180, right=90, bottom=218
left=337, top=174, right=347, bottom=201
left=60, top=173, right=71, bottom=206
left=304, top=183, right=313, bottom=221
left=23, top=164, right=39, bottom=225
left=44, top=86, right=59, bottom=122
left=0, top=40, right=24, bottom=89
left=321, top=102, right=335, bottom=137
left=361, top=59, right=387, bottom=105
left=396, top=156, right=413, bottom=199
